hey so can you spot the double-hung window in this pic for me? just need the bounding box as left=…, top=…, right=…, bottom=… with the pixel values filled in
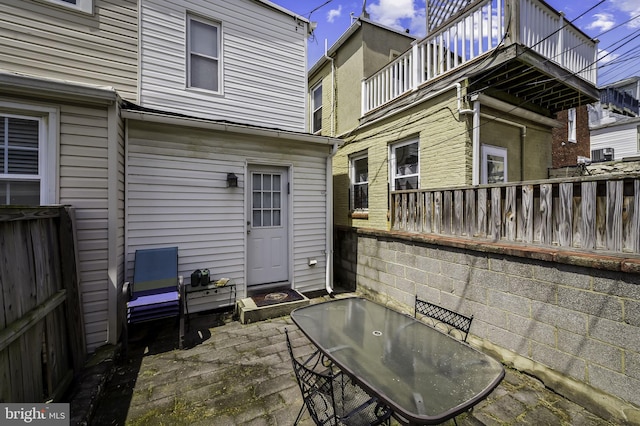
left=567, top=108, right=576, bottom=142
left=311, top=83, right=322, bottom=133
left=0, top=115, right=43, bottom=205
left=390, top=140, right=419, bottom=190
left=187, top=15, right=222, bottom=93
left=350, top=153, right=368, bottom=211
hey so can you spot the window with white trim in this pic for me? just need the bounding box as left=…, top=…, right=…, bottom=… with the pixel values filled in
left=390, top=140, right=419, bottom=190
left=567, top=108, right=576, bottom=142
left=0, top=115, right=42, bottom=205
left=350, top=153, right=368, bottom=211
left=42, top=0, right=93, bottom=14
left=187, top=15, right=222, bottom=93
left=311, top=83, right=322, bottom=133
left=481, top=144, right=507, bottom=184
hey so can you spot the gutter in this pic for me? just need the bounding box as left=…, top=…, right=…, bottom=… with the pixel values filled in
left=326, top=142, right=339, bottom=296
left=122, top=109, right=340, bottom=146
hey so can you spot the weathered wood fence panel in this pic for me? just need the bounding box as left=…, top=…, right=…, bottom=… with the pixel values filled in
left=391, top=175, right=640, bottom=255
left=0, top=206, right=85, bottom=403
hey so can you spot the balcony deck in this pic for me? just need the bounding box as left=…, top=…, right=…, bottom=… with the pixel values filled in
left=362, top=0, right=598, bottom=116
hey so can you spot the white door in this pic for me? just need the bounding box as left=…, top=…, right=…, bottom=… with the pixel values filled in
left=247, top=166, right=289, bottom=288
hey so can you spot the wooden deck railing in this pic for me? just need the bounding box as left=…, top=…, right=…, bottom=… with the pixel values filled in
left=362, top=0, right=597, bottom=114
left=391, top=175, right=640, bottom=255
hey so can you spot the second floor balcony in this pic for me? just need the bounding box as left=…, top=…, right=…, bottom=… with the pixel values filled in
left=362, top=0, right=598, bottom=115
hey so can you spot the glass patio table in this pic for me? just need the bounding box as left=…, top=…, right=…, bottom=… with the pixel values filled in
left=290, top=297, right=505, bottom=425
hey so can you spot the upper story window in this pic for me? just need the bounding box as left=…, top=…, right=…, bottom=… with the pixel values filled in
left=350, top=153, right=368, bottom=212
left=390, top=140, right=419, bottom=190
left=42, top=0, right=93, bottom=14
left=567, top=108, right=576, bottom=142
left=187, top=15, right=222, bottom=93
left=311, top=83, right=322, bottom=133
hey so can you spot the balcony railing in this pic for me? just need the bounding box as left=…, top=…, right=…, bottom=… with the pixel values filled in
left=600, top=87, right=640, bottom=116
left=391, top=175, right=640, bottom=255
left=362, top=0, right=597, bottom=114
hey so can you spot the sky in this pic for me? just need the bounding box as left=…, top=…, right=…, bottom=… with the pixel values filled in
left=271, top=0, right=640, bottom=87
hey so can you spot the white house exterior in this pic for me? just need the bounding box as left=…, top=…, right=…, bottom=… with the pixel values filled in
left=590, top=116, right=640, bottom=161
left=1, top=0, right=339, bottom=355
left=138, top=0, right=309, bottom=132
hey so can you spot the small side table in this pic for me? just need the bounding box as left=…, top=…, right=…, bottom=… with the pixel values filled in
left=185, top=278, right=236, bottom=317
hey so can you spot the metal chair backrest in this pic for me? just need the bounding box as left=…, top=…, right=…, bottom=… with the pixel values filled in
left=285, top=330, right=338, bottom=425
left=415, top=297, right=473, bottom=342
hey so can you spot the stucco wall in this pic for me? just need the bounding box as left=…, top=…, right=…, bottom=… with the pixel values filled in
left=335, top=226, right=640, bottom=423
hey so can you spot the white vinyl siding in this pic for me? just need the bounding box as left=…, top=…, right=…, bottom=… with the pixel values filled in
left=591, top=120, right=640, bottom=161
left=0, top=0, right=138, bottom=101
left=58, top=104, right=111, bottom=352
left=126, top=121, right=328, bottom=296
left=41, top=0, right=93, bottom=14
left=139, top=0, right=307, bottom=132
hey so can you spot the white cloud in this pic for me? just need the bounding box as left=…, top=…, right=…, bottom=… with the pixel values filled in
left=611, top=0, right=640, bottom=28
left=327, top=5, right=342, bottom=23
left=369, top=0, right=416, bottom=31
left=587, top=13, right=616, bottom=32
left=597, top=48, right=620, bottom=65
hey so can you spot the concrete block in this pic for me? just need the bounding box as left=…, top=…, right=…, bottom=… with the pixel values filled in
left=509, top=277, right=557, bottom=303
left=414, top=256, right=442, bottom=274
left=490, top=257, right=534, bottom=278
left=556, top=329, right=623, bottom=372
left=588, top=317, right=640, bottom=353
left=507, top=313, right=556, bottom=346
left=627, top=350, right=640, bottom=381
left=453, top=280, right=487, bottom=304
left=531, top=343, right=586, bottom=381
left=531, top=301, right=587, bottom=335
left=487, top=325, right=530, bottom=354
left=589, top=364, right=640, bottom=407
left=428, top=273, right=454, bottom=292
left=441, top=262, right=470, bottom=282
left=385, top=261, right=405, bottom=278
left=534, top=263, right=591, bottom=289
left=488, top=290, right=530, bottom=316
left=397, top=251, right=417, bottom=268
left=593, top=276, right=640, bottom=298
left=558, top=287, right=623, bottom=322
left=624, top=299, right=640, bottom=327
left=405, top=266, right=426, bottom=284
left=395, top=277, right=416, bottom=294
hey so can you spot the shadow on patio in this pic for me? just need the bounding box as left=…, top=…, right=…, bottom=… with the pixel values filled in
left=86, top=296, right=615, bottom=426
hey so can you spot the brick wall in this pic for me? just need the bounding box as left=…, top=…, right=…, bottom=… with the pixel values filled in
left=334, top=225, right=640, bottom=422
left=552, top=106, right=591, bottom=168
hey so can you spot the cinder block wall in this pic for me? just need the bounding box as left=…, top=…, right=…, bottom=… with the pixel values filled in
left=335, top=226, right=640, bottom=423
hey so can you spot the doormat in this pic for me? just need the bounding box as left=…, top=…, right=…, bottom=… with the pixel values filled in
left=251, top=289, right=304, bottom=307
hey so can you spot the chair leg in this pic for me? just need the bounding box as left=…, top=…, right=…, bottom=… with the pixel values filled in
left=293, top=403, right=306, bottom=426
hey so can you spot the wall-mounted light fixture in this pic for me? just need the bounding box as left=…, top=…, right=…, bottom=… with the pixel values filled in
left=226, top=173, right=238, bottom=188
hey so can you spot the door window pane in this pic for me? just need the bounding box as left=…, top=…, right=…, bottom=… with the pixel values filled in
left=252, top=172, right=283, bottom=228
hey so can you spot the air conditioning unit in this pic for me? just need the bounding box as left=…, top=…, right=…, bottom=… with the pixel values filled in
left=591, top=147, right=614, bottom=162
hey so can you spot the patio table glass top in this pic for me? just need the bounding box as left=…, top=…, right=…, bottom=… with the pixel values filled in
left=291, top=297, right=505, bottom=425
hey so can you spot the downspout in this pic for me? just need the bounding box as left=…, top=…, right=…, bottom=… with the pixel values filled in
left=472, top=98, right=481, bottom=185
left=326, top=142, right=339, bottom=296
left=325, top=39, right=336, bottom=136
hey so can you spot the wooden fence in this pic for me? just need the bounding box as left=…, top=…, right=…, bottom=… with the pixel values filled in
left=391, top=174, right=640, bottom=255
left=0, top=206, right=85, bottom=403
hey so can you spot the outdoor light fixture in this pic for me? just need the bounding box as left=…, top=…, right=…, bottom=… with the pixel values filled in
left=226, top=172, right=238, bottom=188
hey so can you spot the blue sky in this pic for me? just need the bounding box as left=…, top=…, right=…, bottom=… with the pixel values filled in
left=271, top=0, right=640, bottom=86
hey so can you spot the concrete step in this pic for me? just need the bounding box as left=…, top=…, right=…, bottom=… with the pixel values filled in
left=237, top=290, right=309, bottom=324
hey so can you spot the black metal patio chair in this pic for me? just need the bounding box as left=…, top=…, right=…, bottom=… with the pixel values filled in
left=414, top=296, right=474, bottom=342
left=285, top=329, right=392, bottom=426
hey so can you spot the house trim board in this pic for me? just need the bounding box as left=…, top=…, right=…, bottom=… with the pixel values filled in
left=106, top=101, right=119, bottom=345
left=120, top=109, right=340, bottom=146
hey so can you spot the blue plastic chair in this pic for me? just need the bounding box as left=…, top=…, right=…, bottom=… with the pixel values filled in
left=125, top=247, right=184, bottom=349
